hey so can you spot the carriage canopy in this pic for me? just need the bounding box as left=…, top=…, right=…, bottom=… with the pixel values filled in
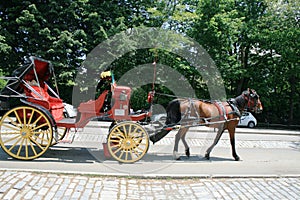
left=0, top=56, right=54, bottom=100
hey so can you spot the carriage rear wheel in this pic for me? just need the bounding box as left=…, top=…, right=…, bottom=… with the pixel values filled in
left=107, top=122, right=149, bottom=163
left=0, top=106, right=53, bottom=160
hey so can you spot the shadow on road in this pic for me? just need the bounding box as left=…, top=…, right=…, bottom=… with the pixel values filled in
left=0, top=145, right=236, bottom=164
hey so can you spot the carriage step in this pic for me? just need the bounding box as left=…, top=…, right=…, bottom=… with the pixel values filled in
left=57, top=118, right=76, bottom=124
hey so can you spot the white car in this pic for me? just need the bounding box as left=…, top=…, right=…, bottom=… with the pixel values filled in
left=151, top=113, right=167, bottom=122
left=63, top=103, right=77, bottom=118
left=238, top=112, right=257, bottom=128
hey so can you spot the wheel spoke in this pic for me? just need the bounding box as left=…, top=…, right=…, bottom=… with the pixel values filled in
left=131, top=126, right=139, bottom=135
left=132, top=148, right=140, bottom=158
left=16, top=138, right=25, bottom=156
left=121, top=124, right=127, bottom=137
left=109, top=139, right=121, bottom=143
left=112, top=146, right=123, bottom=155
left=110, top=143, right=121, bottom=148
left=2, top=134, right=22, bottom=144
left=128, top=124, right=132, bottom=136
left=32, top=115, right=43, bottom=126
left=125, top=150, right=128, bottom=161
left=111, top=134, right=124, bottom=140
left=23, top=108, right=27, bottom=125
left=118, top=150, right=124, bottom=159
left=136, top=146, right=146, bottom=153
left=29, top=139, right=38, bottom=156
left=114, top=127, right=125, bottom=136
left=27, top=109, right=35, bottom=125
left=13, top=110, right=22, bottom=125
left=1, top=123, right=21, bottom=131
left=32, top=122, right=49, bottom=131
left=25, top=139, right=28, bottom=158
left=31, top=138, right=46, bottom=151
left=5, top=116, right=21, bottom=128
left=8, top=136, right=22, bottom=152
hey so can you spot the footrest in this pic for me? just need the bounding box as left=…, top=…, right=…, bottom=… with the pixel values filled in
left=57, top=118, right=76, bottom=124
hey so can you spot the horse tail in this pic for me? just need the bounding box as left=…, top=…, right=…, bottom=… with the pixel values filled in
left=150, top=99, right=181, bottom=144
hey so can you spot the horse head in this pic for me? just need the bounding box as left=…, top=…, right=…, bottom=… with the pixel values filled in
left=243, top=88, right=263, bottom=113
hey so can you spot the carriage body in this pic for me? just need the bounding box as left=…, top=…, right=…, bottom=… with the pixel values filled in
left=0, top=57, right=151, bottom=162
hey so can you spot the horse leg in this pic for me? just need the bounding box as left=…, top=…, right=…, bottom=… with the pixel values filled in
left=228, top=127, right=240, bottom=161
left=173, top=128, right=189, bottom=160
left=180, top=128, right=190, bottom=158
left=205, top=125, right=225, bottom=160
left=173, top=129, right=181, bottom=160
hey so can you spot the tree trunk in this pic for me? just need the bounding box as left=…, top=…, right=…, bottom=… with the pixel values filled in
left=237, top=45, right=250, bottom=95
left=288, top=74, right=295, bottom=125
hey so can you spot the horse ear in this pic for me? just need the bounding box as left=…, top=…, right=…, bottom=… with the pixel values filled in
left=249, top=89, right=257, bottom=98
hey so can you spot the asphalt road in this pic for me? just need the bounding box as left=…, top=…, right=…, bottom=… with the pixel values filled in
left=0, top=122, right=299, bottom=177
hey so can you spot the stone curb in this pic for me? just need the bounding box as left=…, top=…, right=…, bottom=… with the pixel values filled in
left=1, top=168, right=300, bottom=179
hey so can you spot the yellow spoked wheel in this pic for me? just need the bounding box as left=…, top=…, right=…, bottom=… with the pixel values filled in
left=107, top=122, right=149, bottom=163
left=0, top=106, right=53, bottom=160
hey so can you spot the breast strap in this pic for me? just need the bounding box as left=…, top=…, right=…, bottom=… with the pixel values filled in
left=213, top=101, right=227, bottom=121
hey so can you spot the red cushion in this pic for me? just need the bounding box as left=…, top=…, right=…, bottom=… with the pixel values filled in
left=26, top=84, right=64, bottom=121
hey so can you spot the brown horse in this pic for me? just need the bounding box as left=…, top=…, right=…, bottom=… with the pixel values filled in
left=150, top=88, right=263, bottom=161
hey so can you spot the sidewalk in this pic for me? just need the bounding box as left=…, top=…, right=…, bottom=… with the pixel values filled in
left=0, top=170, right=299, bottom=200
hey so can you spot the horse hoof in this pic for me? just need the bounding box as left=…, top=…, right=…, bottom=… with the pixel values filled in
left=173, top=151, right=180, bottom=160
left=204, top=153, right=210, bottom=160
left=234, top=156, right=240, bottom=161
left=185, top=148, right=190, bottom=158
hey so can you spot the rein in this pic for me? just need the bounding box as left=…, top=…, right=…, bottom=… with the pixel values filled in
left=155, top=92, right=210, bottom=102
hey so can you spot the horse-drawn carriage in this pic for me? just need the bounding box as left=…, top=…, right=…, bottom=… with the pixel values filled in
left=0, top=56, right=153, bottom=163
left=0, top=57, right=262, bottom=163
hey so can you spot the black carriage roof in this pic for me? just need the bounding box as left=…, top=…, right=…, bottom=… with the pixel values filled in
left=0, top=56, right=53, bottom=100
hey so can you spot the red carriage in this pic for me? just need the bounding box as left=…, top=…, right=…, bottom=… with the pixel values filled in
left=0, top=57, right=152, bottom=163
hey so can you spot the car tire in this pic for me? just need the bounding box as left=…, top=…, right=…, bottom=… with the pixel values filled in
left=248, top=121, right=255, bottom=128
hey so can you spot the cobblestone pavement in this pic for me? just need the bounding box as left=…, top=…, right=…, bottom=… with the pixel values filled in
left=0, top=170, right=299, bottom=200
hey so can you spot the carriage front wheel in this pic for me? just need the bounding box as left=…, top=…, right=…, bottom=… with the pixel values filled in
left=0, top=106, right=53, bottom=160
left=107, top=122, right=149, bottom=163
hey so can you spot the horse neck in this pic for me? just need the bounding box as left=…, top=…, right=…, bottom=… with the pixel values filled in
left=234, top=95, right=247, bottom=111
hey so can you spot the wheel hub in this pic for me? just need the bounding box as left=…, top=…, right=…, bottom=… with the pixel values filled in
left=122, top=138, right=135, bottom=150
left=20, top=127, right=31, bottom=138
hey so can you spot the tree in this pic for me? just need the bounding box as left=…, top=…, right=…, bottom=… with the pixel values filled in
left=253, top=0, right=300, bottom=124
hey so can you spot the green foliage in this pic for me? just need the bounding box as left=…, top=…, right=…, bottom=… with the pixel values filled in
left=0, top=0, right=298, bottom=124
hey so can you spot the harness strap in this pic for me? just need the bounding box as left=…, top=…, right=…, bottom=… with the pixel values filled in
left=213, top=101, right=227, bottom=121
left=181, top=99, right=199, bottom=120
left=227, top=99, right=241, bottom=117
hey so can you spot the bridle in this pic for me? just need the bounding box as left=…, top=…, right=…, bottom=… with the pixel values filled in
left=243, top=89, right=262, bottom=113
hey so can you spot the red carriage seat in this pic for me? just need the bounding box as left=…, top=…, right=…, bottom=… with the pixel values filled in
left=25, top=84, right=64, bottom=122
left=22, top=57, right=64, bottom=122
left=77, top=90, right=109, bottom=115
